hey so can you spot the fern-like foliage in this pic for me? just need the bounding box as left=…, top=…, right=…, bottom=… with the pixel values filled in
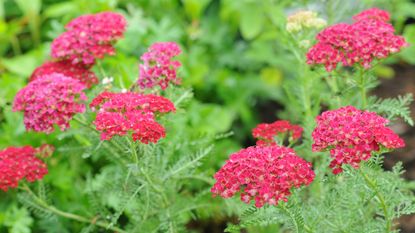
left=369, top=93, right=414, bottom=126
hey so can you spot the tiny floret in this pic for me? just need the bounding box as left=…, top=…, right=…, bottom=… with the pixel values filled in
left=312, top=106, right=405, bottom=174
left=0, top=145, right=52, bottom=191
left=13, top=73, right=87, bottom=133
left=138, top=42, right=182, bottom=90
left=211, top=145, right=315, bottom=208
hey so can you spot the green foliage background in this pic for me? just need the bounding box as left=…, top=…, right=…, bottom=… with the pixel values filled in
left=1, top=0, right=415, bottom=232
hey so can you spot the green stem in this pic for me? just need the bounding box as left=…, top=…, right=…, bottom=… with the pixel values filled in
left=22, top=184, right=127, bottom=233
left=279, top=203, right=313, bottom=233
left=359, top=170, right=391, bottom=232
left=358, top=68, right=367, bottom=109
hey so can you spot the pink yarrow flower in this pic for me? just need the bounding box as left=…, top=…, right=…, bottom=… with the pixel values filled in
left=312, top=106, right=405, bottom=174
left=138, top=42, right=182, bottom=90
left=306, top=9, right=407, bottom=71
left=0, top=145, right=52, bottom=191
left=30, top=60, right=98, bottom=88
left=352, top=8, right=390, bottom=22
left=252, top=120, right=303, bottom=146
left=90, top=92, right=175, bottom=143
left=13, top=73, right=87, bottom=133
left=51, top=12, right=127, bottom=66
left=211, top=145, right=315, bottom=208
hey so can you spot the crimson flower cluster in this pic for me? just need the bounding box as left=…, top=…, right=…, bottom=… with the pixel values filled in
left=13, top=73, right=87, bottom=133
left=90, top=92, right=175, bottom=143
left=211, top=145, right=315, bottom=208
left=0, top=145, right=52, bottom=191
left=307, top=8, right=407, bottom=71
left=30, top=61, right=98, bottom=88
left=51, top=12, right=127, bottom=66
left=138, top=42, right=182, bottom=90
left=252, top=120, right=303, bottom=146
left=312, top=106, right=405, bottom=174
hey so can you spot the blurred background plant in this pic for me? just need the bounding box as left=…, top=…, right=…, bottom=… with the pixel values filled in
left=1, top=0, right=415, bottom=232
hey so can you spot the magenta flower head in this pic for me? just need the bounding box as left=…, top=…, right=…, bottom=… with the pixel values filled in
left=0, top=145, right=52, bottom=191
left=30, top=61, right=98, bottom=88
left=211, top=145, right=315, bottom=208
left=90, top=92, right=175, bottom=143
left=312, top=106, right=405, bottom=174
left=138, top=42, right=182, bottom=90
left=307, top=9, right=407, bottom=71
left=51, top=12, right=127, bottom=66
left=13, top=73, right=87, bottom=133
left=252, top=120, right=303, bottom=146
left=352, top=8, right=390, bottom=22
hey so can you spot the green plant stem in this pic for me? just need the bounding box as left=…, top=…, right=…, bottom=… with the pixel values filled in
left=359, top=170, right=391, bottom=233
left=358, top=68, right=367, bottom=109
left=279, top=204, right=313, bottom=233
left=21, top=184, right=127, bottom=233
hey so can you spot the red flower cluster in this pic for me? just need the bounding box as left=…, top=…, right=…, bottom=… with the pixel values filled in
left=90, top=92, right=175, bottom=143
left=252, top=120, right=303, bottom=146
left=352, top=8, right=390, bottom=22
left=312, top=106, right=405, bottom=174
left=30, top=61, right=98, bottom=88
left=13, top=73, right=87, bottom=133
left=211, top=145, right=315, bottom=207
left=0, top=146, right=52, bottom=191
left=138, top=42, right=182, bottom=90
left=51, top=12, right=127, bottom=66
left=307, top=8, right=407, bottom=71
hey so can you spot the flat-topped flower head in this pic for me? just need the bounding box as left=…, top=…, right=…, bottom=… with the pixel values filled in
left=352, top=8, right=390, bottom=22
left=312, top=106, right=405, bottom=174
left=252, top=120, right=303, bottom=146
left=307, top=9, right=407, bottom=71
left=30, top=61, right=98, bottom=88
left=91, top=92, right=175, bottom=143
left=13, top=73, right=87, bottom=133
left=51, top=12, right=127, bottom=66
left=211, top=145, right=315, bottom=208
left=286, top=10, right=326, bottom=33
left=138, top=42, right=182, bottom=90
left=0, top=146, right=51, bottom=191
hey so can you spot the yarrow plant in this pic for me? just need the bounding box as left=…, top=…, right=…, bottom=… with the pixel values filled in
left=0, top=145, right=53, bottom=191
left=90, top=92, right=175, bottom=143
left=3, top=6, right=415, bottom=233
left=29, top=61, right=99, bottom=88
left=252, top=120, right=303, bottom=146
left=138, top=42, right=182, bottom=90
left=306, top=8, right=407, bottom=71
left=13, top=73, right=87, bottom=133
left=51, top=12, right=126, bottom=66
left=312, top=106, right=405, bottom=174
left=211, top=145, right=315, bottom=208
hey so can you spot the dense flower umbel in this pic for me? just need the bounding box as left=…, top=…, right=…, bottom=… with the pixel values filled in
left=91, top=92, right=175, bottom=143
left=312, top=106, right=405, bottom=174
left=306, top=9, right=407, bottom=71
left=211, top=145, right=315, bottom=208
left=13, top=73, right=87, bottom=133
left=138, top=42, right=182, bottom=90
left=51, top=12, right=127, bottom=66
left=0, top=146, right=52, bottom=191
left=29, top=61, right=98, bottom=88
left=252, top=120, right=303, bottom=146
left=352, top=8, right=390, bottom=22
left=286, top=10, right=326, bottom=33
